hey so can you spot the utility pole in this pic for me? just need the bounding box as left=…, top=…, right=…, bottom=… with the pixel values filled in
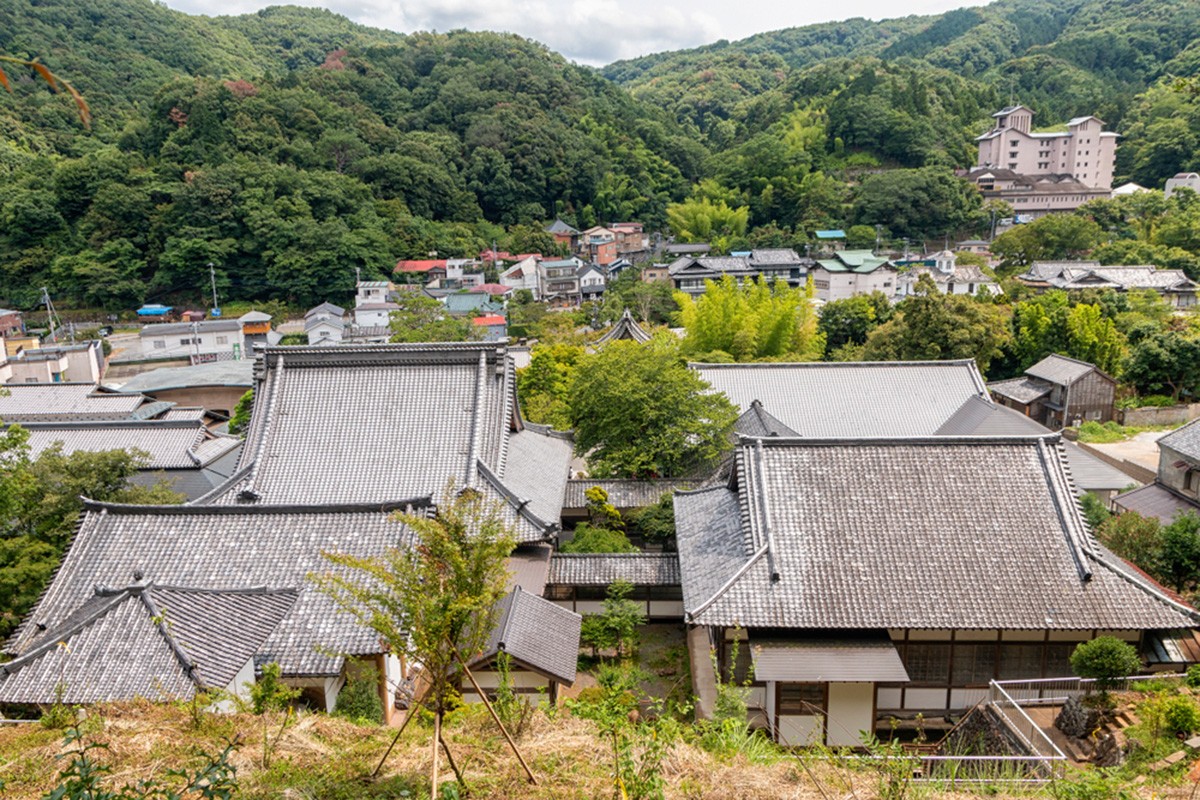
left=208, top=262, right=219, bottom=313
left=41, top=287, right=61, bottom=343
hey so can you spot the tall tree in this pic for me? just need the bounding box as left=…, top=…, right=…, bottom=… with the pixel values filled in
left=388, top=291, right=480, bottom=343
left=675, top=275, right=824, bottom=362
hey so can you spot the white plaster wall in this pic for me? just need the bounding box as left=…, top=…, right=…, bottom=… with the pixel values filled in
left=778, top=715, right=823, bottom=746
left=826, top=683, right=874, bottom=747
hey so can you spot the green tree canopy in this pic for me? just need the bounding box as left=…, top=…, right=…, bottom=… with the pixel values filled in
left=388, top=291, right=479, bottom=343
left=675, top=275, right=824, bottom=362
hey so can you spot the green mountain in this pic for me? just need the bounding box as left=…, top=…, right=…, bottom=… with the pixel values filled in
left=1, top=0, right=1199, bottom=312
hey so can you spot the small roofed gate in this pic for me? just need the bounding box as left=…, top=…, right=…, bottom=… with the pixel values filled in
left=749, top=634, right=910, bottom=747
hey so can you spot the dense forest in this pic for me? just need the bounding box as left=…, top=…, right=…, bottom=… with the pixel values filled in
left=1, top=0, right=1200, bottom=310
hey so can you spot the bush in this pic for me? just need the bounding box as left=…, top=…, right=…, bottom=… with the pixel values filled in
left=1185, top=663, right=1200, bottom=689
left=1070, top=637, right=1141, bottom=693
left=250, top=662, right=300, bottom=714
left=334, top=662, right=384, bottom=724
left=560, top=523, right=637, bottom=553
left=1162, top=695, right=1200, bottom=736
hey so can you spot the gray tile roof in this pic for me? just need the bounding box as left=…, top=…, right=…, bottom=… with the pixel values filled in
left=548, top=554, right=680, bottom=586
left=7, top=500, right=428, bottom=677
left=694, top=360, right=989, bottom=437
left=203, top=344, right=570, bottom=543
left=1025, top=354, right=1104, bottom=386
left=140, top=320, right=243, bottom=337
left=750, top=634, right=910, bottom=682
left=734, top=400, right=800, bottom=438
left=18, top=419, right=240, bottom=469
left=750, top=249, right=803, bottom=265
left=987, top=376, right=1052, bottom=404
left=935, top=397, right=1135, bottom=493
left=1113, top=483, right=1200, bottom=526
left=0, top=383, right=148, bottom=422
left=109, top=361, right=255, bottom=393
left=306, top=302, right=346, bottom=318
left=563, top=479, right=690, bottom=510
left=0, top=584, right=296, bottom=704
left=479, top=588, right=580, bottom=685
left=674, top=436, right=1198, bottom=631
left=595, top=309, right=652, bottom=344
left=1158, top=419, right=1200, bottom=462
left=507, top=545, right=552, bottom=594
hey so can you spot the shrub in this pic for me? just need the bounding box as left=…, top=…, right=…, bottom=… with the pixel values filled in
left=249, top=661, right=300, bottom=714
left=1070, top=637, right=1141, bottom=694
left=560, top=523, right=637, bottom=553
left=1162, top=695, right=1200, bottom=736
left=334, top=662, right=384, bottom=724
left=1185, top=663, right=1200, bottom=688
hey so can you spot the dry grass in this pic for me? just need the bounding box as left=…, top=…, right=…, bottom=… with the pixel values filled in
left=0, top=700, right=1132, bottom=800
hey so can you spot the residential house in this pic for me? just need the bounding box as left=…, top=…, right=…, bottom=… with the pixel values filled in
left=1114, top=420, right=1200, bottom=524
left=304, top=302, right=346, bottom=346
left=813, top=230, right=845, bottom=251
left=394, top=259, right=449, bottom=285
left=975, top=105, right=1117, bottom=190
left=1166, top=173, right=1200, bottom=199
left=809, top=249, right=899, bottom=301
left=140, top=319, right=245, bottom=361
left=663, top=243, right=711, bottom=259
left=354, top=281, right=399, bottom=328
left=15, top=417, right=243, bottom=499
left=607, top=259, right=636, bottom=280
left=0, top=308, right=24, bottom=337
left=989, top=354, right=1117, bottom=428
left=578, top=263, right=608, bottom=301
left=239, top=311, right=274, bottom=353
left=472, top=313, right=508, bottom=342
left=581, top=226, right=617, bottom=265
left=7, top=340, right=106, bottom=383
left=695, top=359, right=1134, bottom=498
left=500, top=256, right=542, bottom=299
left=896, top=251, right=1001, bottom=298
left=0, top=382, right=173, bottom=423
left=962, top=168, right=1111, bottom=220
left=609, top=222, right=650, bottom=261
left=956, top=240, right=992, bottom=255
left=470, top=283, right=514, bottom=302
left=110, top=360, right=255, bottom=418
left=641, top=263, right=671, bottom=284
left=669, top=256, right=759, bottom=298
left=675, top=435, right=1197, bottom=745
left=1114, top=182, right=1152, bottom=196
left=1016, top=262, right=1198, bottom=307
left=444, top=292, right=502, bottom=317
left=539, top=258, right=585, bottom=306
left=546, top=219, right=580, bottom=252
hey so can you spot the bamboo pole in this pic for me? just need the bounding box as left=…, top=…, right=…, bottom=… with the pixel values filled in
left=372, top=704, right=419, bottom=778
left=431, top=709, right=441, bottom=798
left=450, top=644, right=537, bottom=784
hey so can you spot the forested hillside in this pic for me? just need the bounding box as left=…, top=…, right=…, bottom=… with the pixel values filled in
left=1, top=0, right=1200, bottom=311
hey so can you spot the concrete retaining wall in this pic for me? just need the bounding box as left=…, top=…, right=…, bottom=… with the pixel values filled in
left=1119, top=404, right=1200, bottom=427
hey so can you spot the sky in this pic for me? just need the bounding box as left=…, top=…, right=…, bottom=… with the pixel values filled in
left=161, top=0, right=988, bottom=66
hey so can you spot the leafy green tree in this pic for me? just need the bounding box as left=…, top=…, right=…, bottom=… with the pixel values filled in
left=862, top=274, right=1012, bottom=374
left=818, top=292, right=892, bottom=353
left=851, top=166, right=981, bottom=239
left=627, top=493, right=676, bottom=545
left=312, top=484, right=516, bottom=759
left=1065, top=303, right=1125, bottom=376
left=990, top=215, right=1103, bottom=266
left=666, top=198, right=748, bottom=252
left=579, top=580, right=646, bottom=659
left=568, top=339, right=737, bottom=478
left=1123, top=332, right=1200, bottom=400
left=388, top=291, right=479, bottom=343
left=1095, top=511, right=1163, bottom=578
left=1070, top=637, right=1141, bottom=696
left=228, top=389, right=254, bottom=436
left=675, top=275, right=824, bottom=362
left=517, top=343, right=584, bottom=430
left=1161, top=513, right=1200, bottom=593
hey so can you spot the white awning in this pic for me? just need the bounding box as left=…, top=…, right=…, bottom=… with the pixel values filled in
left=750, top=635, right=910, bottom=683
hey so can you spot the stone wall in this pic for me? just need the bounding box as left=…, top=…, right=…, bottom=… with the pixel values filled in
left=1119, top=403, right=1200, bottom=427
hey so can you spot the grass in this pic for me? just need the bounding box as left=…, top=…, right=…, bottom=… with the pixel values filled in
left=1076, top=420, right=1177, bottom=443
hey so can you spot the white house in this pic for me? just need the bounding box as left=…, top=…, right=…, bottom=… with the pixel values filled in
left=578, top=262, right=607, bottom=301
left=7, top=340, right=105, bottom=383
left=354, top=281, right=398, bottom=328
left=896, top=251, right=1002, bottom=298
left=809, top=250, right=899, bottom=301
left=140, top=320, right=245, bottom=361
left=501, top=256, right=541, bottom=299
left=304, top=302, right=346, bottom=346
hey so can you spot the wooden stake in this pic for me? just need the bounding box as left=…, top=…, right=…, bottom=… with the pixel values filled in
left=372, top=704, right=418, bottom=778
left=431, top=708, right=441, bottom=799
left=451, top=644, right=537, bottom=784
left=440, top=729, right=467, bottom=791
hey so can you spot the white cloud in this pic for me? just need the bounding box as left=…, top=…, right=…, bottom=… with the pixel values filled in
left=162, top=0, right=987, bottom=66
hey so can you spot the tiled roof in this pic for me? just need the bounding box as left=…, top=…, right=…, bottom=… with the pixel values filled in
left=1026, top=354, right=1103, bottom=386
left=563, top=479, right=689, bottom=510
left=0, top=383, right=148, bottom=422
left=548, top=554, right=680, bottom=586
left=1158, top=419, right=1200, bottom=462
left=0, top=584, right=297, bottom=704
left=935, top=397, right=1136, bottom=493
left=1114, top=483, right=1200, bottom=525
left=734, top=400, right=799, bottom=438
left=675, top=436, right=1198, bottom=630
left=111, top=360, right=255, bottom=393
left=306, top=302, right=346, bottom=318
left=1020, top=263, right=1198, bottom=292
left=595, top=309, right=652, bottom=344
left=18, top=419, right=240, bottom=469
left=140, top=320, right=243, bottom=336
left=815, top=250, right=894, bottom=274
left=750, top=249, right=803, bottom=265
left=694, top=360, right=989, bottom=437
left=203, top=344, right=569, bottom=543
left=546, top=219, right=580, bottom=235
left=479, top=588, right=580, bottom=685
left=988, top=376, right=1053, bottom=404
left=6, top=500, right=426, bottom=677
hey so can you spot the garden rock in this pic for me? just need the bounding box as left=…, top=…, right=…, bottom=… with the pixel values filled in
left=1056, top=696, right=1101, bottom=739
left=1091, top=733, right=1124, bottom=767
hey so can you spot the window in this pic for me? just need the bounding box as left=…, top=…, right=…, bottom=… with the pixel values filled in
left=778, top=684, right=826, bottom=714
left=180, top=338, right=191, bottom=346
left=216, top=336, right=228, bottom=345
left=998, top=643, right=1043, bottom=680
left=1044, top=644, right=1074, bottom=677
left=903, top=642, right=950, bottom=684
left=152, top=340, right=166, bottom=349
left=952, top=642, right=996, bottom=685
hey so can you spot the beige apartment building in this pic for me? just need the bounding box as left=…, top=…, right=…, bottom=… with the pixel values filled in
left=975, top=105, right=1117, bottom=190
